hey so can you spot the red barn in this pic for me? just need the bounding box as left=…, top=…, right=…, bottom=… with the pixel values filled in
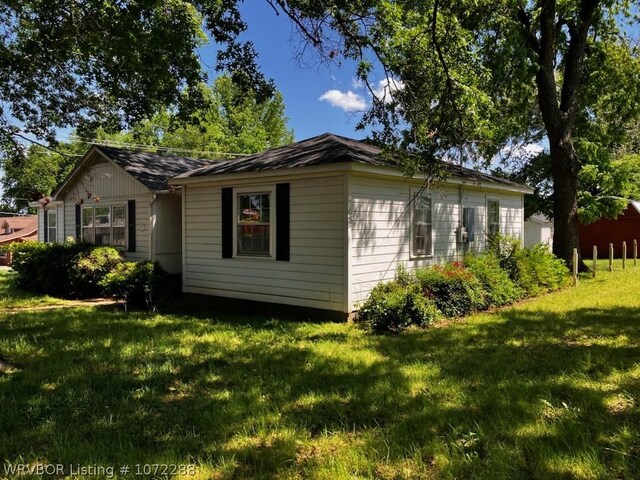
left=579, top=201, right=640, bottom=258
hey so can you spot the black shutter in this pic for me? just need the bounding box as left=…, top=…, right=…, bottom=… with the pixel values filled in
left=43, top=208, right=48, bottom=243
left=127, top=200, right=136, bottom=252
left=75, top=204, right=81, bottom=241
left=276, top=183, right=290, bottom=261
left=221, top=187, right=233, bottom=258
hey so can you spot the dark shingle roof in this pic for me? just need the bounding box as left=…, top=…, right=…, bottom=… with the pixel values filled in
left=175, top=133, right=532, bottom=191
left=95, top=146, right=210, bottom=191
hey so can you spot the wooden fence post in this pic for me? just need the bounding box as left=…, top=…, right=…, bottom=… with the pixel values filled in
left=592, top=245, right=597, bottom=278
left=573, top=248, right=578, bottom=286
left=609, top=243, right=614, bottom=272
left=622, top=241, right=627, bottom=270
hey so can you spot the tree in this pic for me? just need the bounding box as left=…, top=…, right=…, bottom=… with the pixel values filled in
left=0, top=0, right=273, bottom=148
left=119, top=76, right=294, bottom=155
left=269, top=0, right=640, bottom=266
left=1, top=77, right=293, bottom=211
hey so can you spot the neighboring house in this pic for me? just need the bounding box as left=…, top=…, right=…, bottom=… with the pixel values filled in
left=171, top=133, right=533, bottom=316
left=31, top=145, right=208, bottom=273
left=579, top=201, right=640, bottom=258
left=524, top=214, right=553, bottom=250
left=0, top=216, right=38, bottom=266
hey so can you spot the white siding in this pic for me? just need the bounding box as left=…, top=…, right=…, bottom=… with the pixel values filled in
left=348, top=174, right=525, bottom=309
left=183, top=174, right=346, bottom=311
left=153, top=193, right=183, bottom=273
left=56, top=157, right=153, bottom=262
left=37, top=208, right=45, bottom=242
left=59, top=156, right=148, bottom=201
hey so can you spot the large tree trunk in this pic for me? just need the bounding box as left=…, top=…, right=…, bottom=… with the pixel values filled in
left=549, top=135, right=584, bottom=269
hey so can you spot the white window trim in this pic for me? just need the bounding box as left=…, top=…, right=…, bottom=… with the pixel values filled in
left=487, top=198, right=501, bottom=237
left=410, top=188, right=434, bottom=258
left=47, top=209, right=57, bottom=244
left=81, top=203, right=127, bottom=249
left=232, top=186, right=276, bottom=260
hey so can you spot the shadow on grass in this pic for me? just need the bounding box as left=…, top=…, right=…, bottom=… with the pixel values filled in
left=0, top=304, right=639, bottom=478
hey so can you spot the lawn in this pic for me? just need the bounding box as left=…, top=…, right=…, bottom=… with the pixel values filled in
left=0, top=269, right=71, bottom=310
left=0, top=262, right=639, bottom=479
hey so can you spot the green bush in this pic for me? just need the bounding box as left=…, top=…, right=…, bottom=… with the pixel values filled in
left=513, top=244, right=569, bottom=296
left=356, top=281, right=439, bottom=333
left=465, top=252, right=523, bottom=307
left=416, top=262, right=486, bottom=317
left=99, top=261, right=169, bottom=311
left=70, top=247, right=122, bottom=298
left=9, top=241, right=93, bottom=296
left=488, top=234, right=568, bottom=297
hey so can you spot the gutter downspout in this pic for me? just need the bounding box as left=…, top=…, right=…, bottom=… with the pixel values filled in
left=150, top=193, right=157, bottom=263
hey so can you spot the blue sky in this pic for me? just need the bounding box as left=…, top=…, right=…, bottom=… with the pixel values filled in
left=198, top=2, right=378, bottom=141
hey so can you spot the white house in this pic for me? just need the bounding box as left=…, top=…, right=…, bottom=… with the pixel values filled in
left=524, top=214, right=553, bottom=250
left=32, top=145, right=208, bottom=273
left=171, top=133, right=533, bottom=316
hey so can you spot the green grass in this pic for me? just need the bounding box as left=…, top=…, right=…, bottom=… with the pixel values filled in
left=1, top=263, right=639, bottom=479
left=0, top=270, right=71, bottom=310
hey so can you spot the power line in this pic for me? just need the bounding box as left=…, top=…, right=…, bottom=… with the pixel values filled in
left=60, top=134, right=250, bottom=158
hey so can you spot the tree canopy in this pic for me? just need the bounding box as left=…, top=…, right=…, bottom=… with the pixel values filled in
left=269, top=0, right=640, bottom=265
left=0, top=0, right=272, bottom=149
left=1, top=76, right=293, bottom=211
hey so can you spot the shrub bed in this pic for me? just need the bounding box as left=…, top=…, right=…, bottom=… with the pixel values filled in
left=357, top=238, right=569, bottom=333
left=356, top=280, right=439, bottom=333
left=8, top=241, right=170, bottom=310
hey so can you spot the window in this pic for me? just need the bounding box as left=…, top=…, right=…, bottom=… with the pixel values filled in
left=412, top=191, right=433, bottom=257
left=82, top=205, right=126, bottom=248
left=488, top=199, right=500, bottom=238
left=47, top=210, right=57, bottom=243
left=235, top=191, right=272, bottom=257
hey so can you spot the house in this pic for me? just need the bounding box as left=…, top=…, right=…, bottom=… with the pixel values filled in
left=524, top=214, right=553, bottom=250
left=31, top=145, right=208, bottom=273
left=579, top=201, right=640, bottom=258
left=170, top=133, right=533, bottom=316
left=0, top=215, right=38, bottom=266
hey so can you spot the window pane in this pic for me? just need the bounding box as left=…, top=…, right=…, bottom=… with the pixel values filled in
left=94, top=206, right=111, bottom=226
left=113, top=206, right=126, bottom=227
left=237, top=224, right=270, bottom=256
left=82, top=227, right=95, bottom=244
left=47, top=211, right=57, bottom=228
left=48, top=227, right=56, bottom=243
left=113, top=227, right=126, bottom=247
left=414, top=224, right=432, bottom=255
left=95, top=227, right=111, bottom=246
left=82, top=207, right=93, bottom=227
left=413, top=194, right=432, bottom=256
left=488, top=200, right=500, bottom=237
left=415, top=195, right=431, bottom=223
left=238, top=193, right=270, bottom=224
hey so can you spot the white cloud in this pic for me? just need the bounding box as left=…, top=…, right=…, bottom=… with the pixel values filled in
left=318, top=90, right=367, bottom=112
left=351, top=77, right=365, bottom=90
left=500, top=143, right=544, bottom=160
left=372, top=78, right=404, bottom=103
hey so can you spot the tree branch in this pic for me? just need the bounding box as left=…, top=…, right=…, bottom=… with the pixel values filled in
left=559, top=0, right=600, bottom=120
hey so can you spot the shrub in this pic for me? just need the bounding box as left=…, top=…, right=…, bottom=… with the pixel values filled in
left=70, top=247, right=122, bottom=298
left=513, top=244, right=569, bottom=296
left=9, top=241, right=93, bottom=296
left=416, top=262, right=486, bottom=317
left=99, top=261, right=169, bottom=311
left=465, top=252, right=523, bottom=307
left=356, top=281, right=439, bottom=333
left=488, top=234, right=569, bottom=297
